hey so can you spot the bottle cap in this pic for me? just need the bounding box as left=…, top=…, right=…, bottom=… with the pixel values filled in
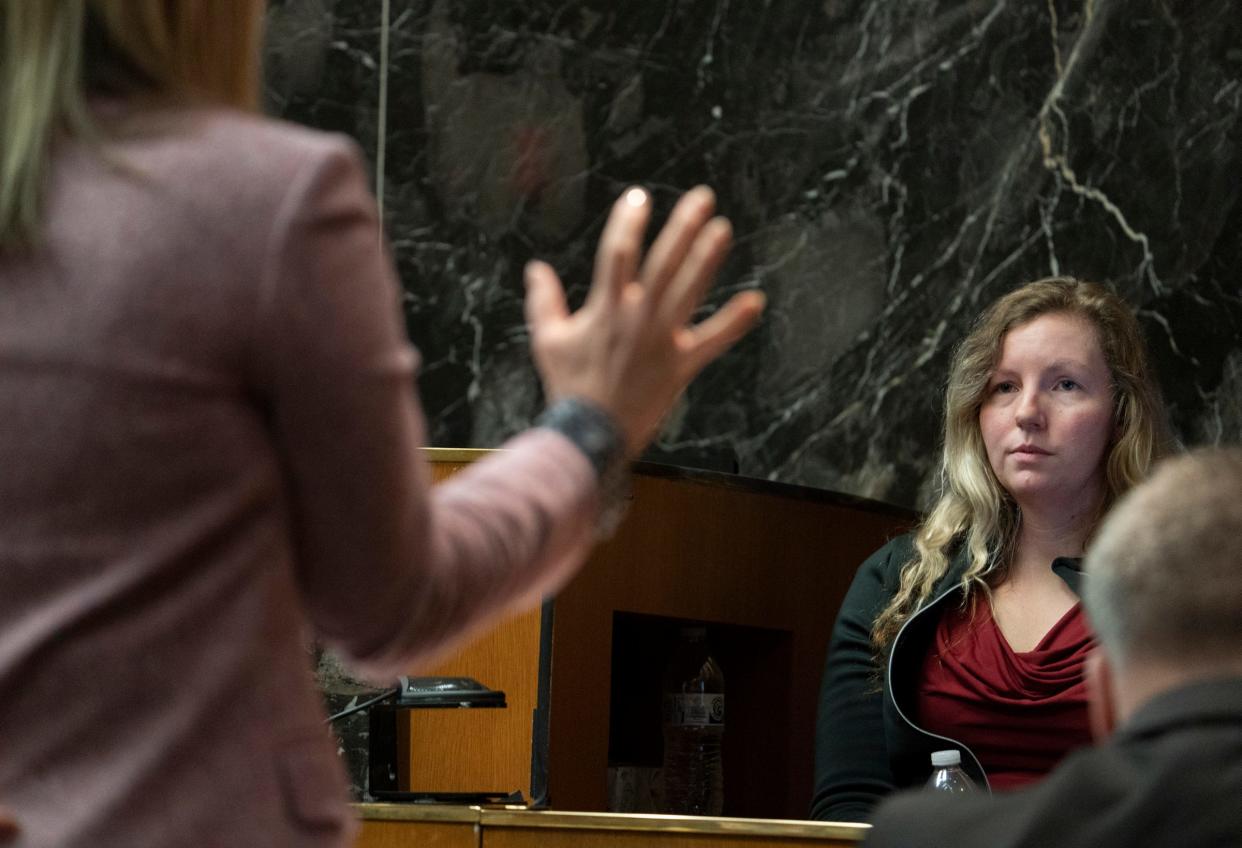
left=930, top=749, right=961, bottom=767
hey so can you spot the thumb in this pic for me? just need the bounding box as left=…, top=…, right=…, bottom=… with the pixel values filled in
left=524, top=260, right=570, bottom=335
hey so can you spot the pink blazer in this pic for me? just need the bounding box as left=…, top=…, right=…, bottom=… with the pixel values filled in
left=0, top=105, right=599, bottom=847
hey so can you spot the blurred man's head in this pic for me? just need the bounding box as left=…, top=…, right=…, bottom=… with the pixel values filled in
left=1083, top=447, right=1242, bottom=736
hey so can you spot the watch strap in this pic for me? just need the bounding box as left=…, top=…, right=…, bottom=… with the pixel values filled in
left=535, top=397, right=631, bottom=537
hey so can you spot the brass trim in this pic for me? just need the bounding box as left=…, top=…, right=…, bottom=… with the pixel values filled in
left=354, top=804, right=868, bottom=842
left=420, top=447, right=496, bottom=463
left=477, top=809, right=869, bottom=841
left=354, top=802, right=482, bottom=824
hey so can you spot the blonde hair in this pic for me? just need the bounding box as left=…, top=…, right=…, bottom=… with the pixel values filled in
left=871, top=277, right=1172, bottom=651
left=0, top=0, right=264, bottom=248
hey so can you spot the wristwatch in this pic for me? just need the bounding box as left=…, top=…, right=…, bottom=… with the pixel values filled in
left=535, top=397, right=632, bottom=537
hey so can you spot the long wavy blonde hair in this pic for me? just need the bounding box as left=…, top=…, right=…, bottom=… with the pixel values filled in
left=0, top=0, right=263, bottom=248
left=871, top=277, right=1172, bottom=652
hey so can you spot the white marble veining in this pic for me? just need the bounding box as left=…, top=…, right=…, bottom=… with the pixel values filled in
left=265, top=0, right=1242, bottom=510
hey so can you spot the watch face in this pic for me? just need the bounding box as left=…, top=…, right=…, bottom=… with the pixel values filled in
left=585, top=425, right=610, bottom=452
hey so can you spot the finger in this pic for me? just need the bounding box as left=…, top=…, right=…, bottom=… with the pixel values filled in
left=682, top=289, right=766, bottom=375
left=637, top=185, right=716, bottom=302
left=658, top=216, right=733, bottom=328
left=524, top=260, right=570, bottom=335
left=586, top=187, right=651, bottom=310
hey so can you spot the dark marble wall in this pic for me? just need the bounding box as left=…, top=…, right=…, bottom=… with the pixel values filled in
left=264, top=0, right=1242, bottom=512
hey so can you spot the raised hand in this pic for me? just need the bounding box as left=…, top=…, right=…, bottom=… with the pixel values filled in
left=524, top=186, right=764, bottom=457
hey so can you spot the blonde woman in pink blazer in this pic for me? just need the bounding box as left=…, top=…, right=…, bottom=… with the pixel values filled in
left=0, top=3, right=764, bottom=845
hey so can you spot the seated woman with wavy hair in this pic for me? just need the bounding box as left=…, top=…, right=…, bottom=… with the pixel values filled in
left=810, top=277, right=1173, bottom=822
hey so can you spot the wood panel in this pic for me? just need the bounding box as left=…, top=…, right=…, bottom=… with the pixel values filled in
left=355, top=819, right=478, bottom=848
left=400, top=610, right=543, bottom=795
left=407, top=449, right=912, bottom=819
left=397, top=450, right=545, bottom=800
left=545, top=470, right=910, bottom=816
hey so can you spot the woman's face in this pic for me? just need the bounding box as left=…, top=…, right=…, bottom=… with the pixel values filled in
left=978, top=311, right=1115, bottom=515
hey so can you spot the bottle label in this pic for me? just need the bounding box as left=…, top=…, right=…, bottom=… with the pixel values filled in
left=663, top=693, right=725, bottom=727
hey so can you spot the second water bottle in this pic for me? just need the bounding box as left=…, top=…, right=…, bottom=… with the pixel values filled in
left=661, top=626, right=725, bottom=816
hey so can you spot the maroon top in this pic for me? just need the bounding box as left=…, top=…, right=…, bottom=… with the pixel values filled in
left=916, top=596, right=1095, bottom=790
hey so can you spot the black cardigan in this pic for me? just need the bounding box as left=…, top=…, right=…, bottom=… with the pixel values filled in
left=809, top=534, right=1083, bottom=822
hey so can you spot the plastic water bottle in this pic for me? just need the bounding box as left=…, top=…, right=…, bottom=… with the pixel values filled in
left=925, top=749, right=977, bottom=794
left=661, top=626, right=725, bottom=815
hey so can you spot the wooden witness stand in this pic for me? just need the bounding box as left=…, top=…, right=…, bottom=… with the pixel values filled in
left=354, top=448, right=911, bottom=846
